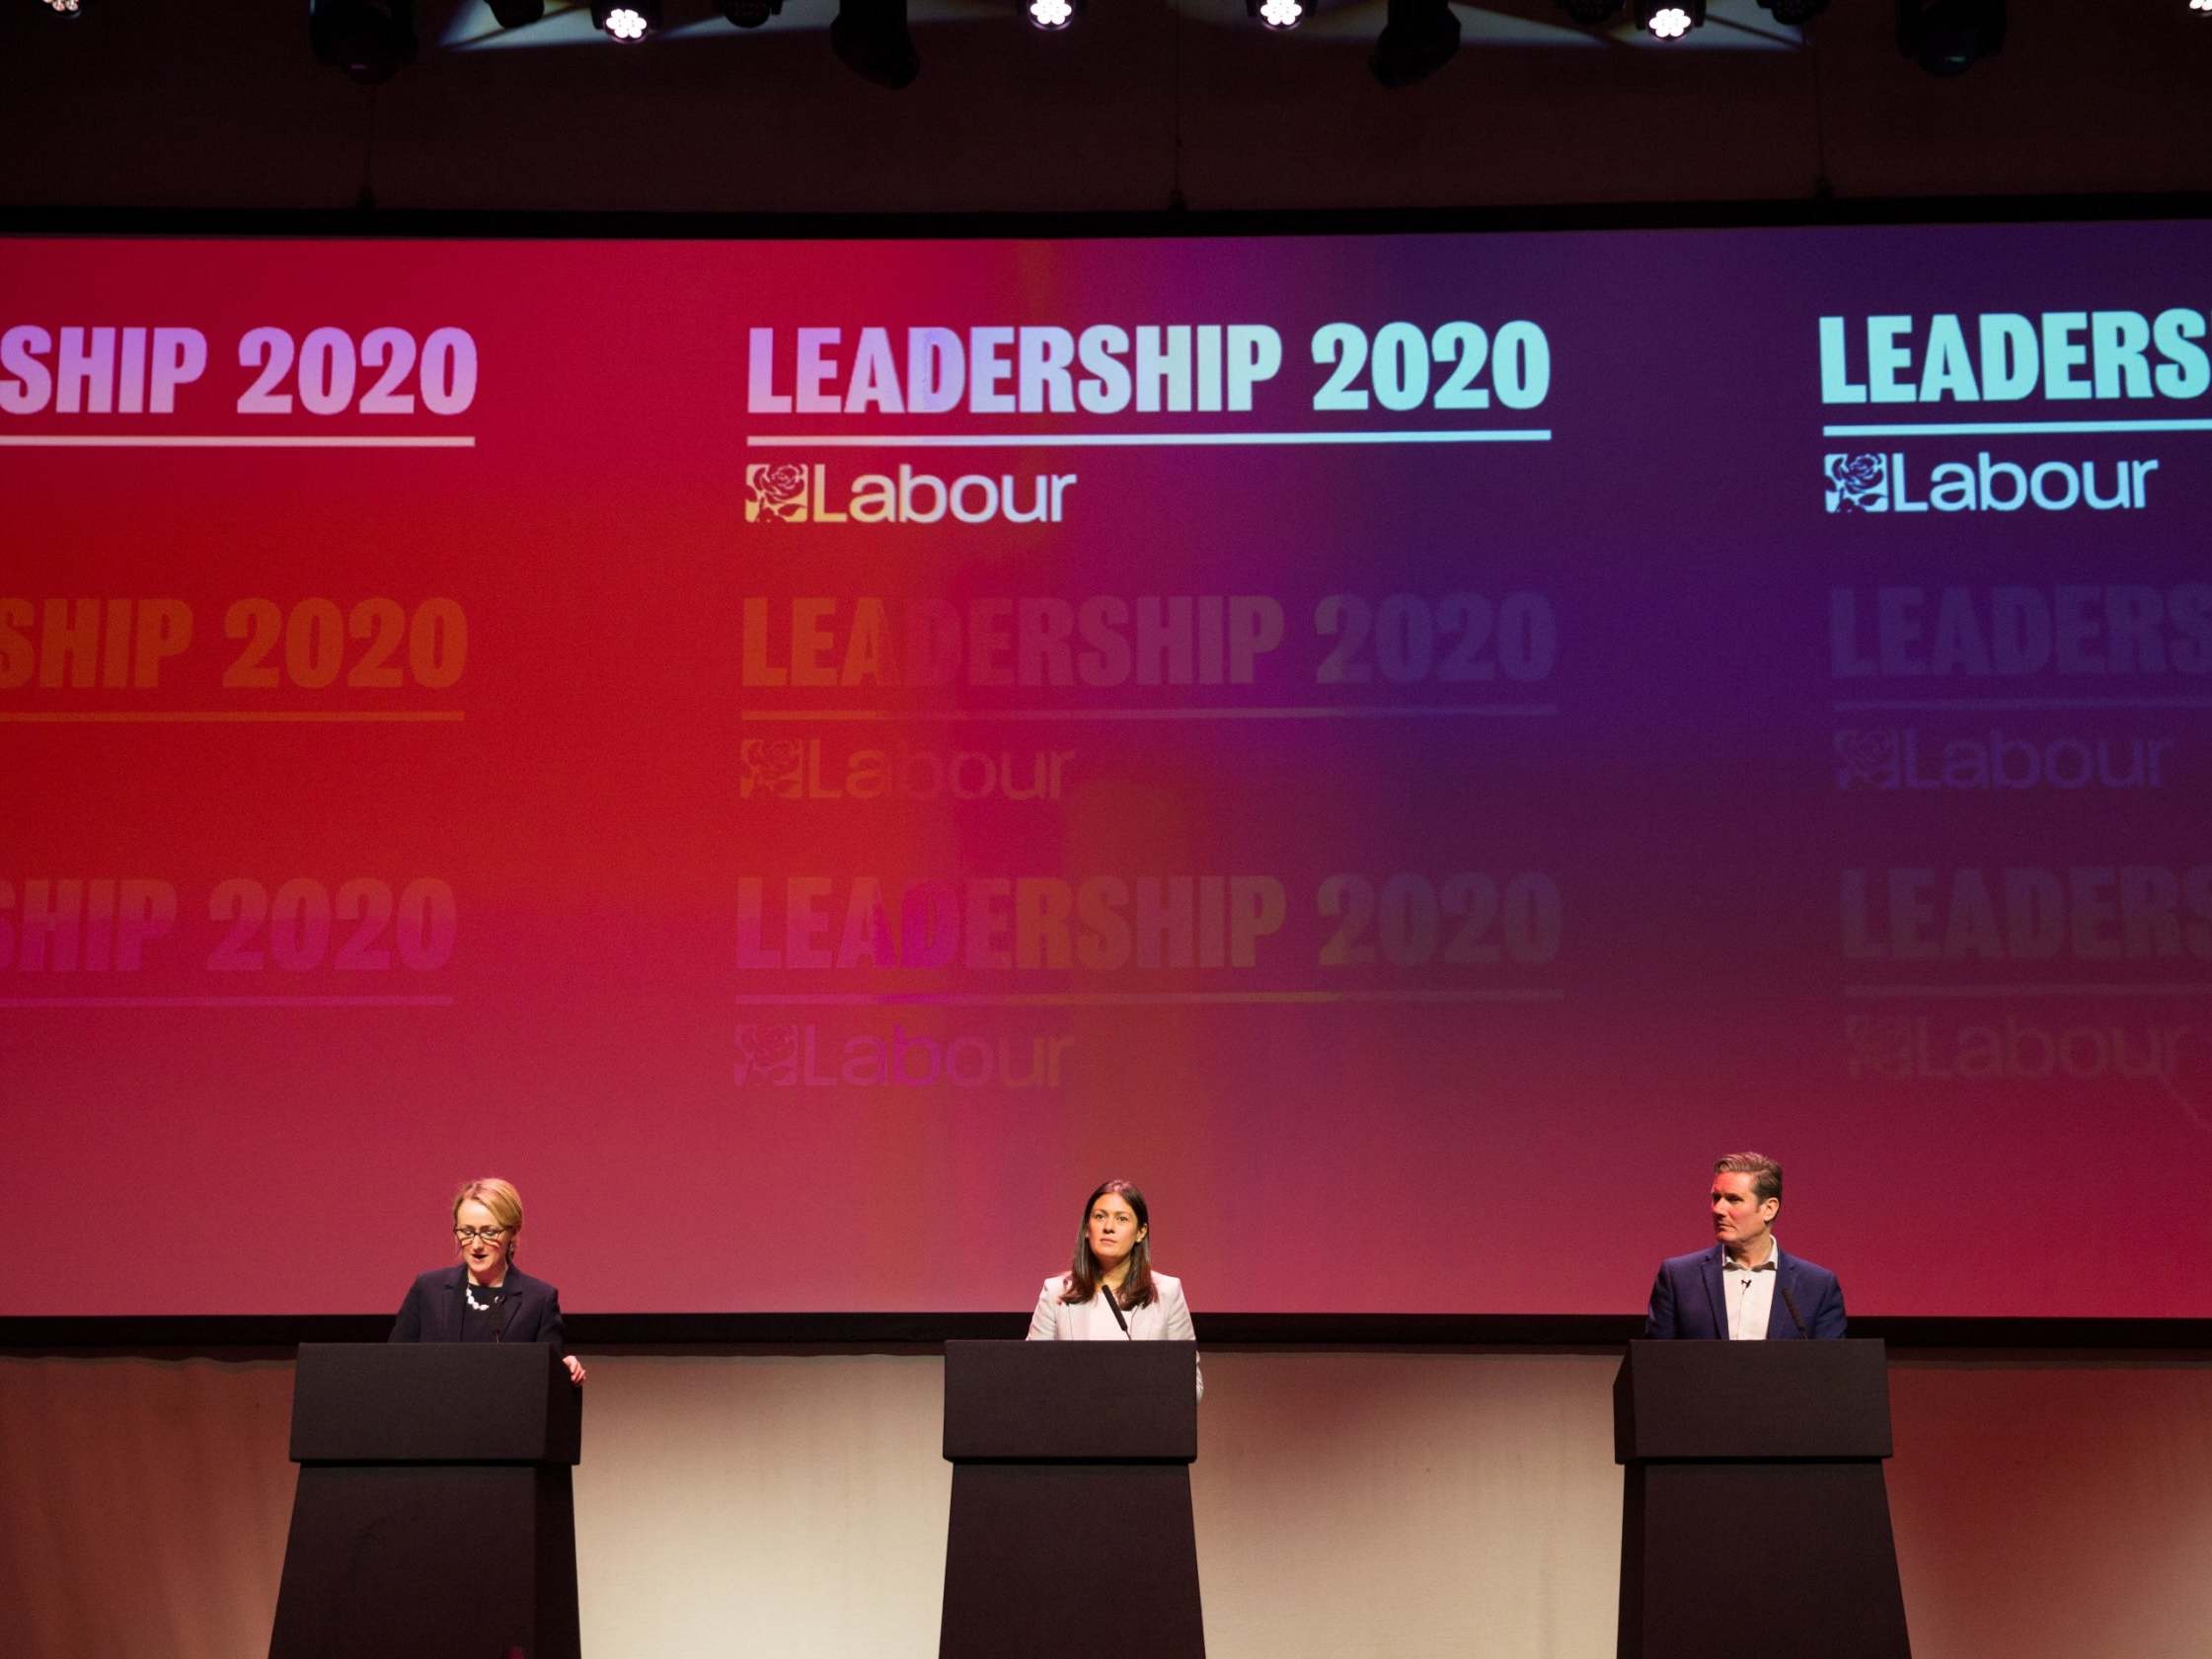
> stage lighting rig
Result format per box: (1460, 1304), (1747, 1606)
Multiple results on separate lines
(310, 0), (418, 82)
(718, 0), (785, 23)
(1638, 0), (1703, 38)
(1370, 0), (1459, 86)
(1026, 0), (1079, 29)
(1896, 0), (2003, 74)
(38, 0), (88, 17)
(831, 0), (919, 87)
(489, 0), (546, 26)
(1247, 0), (1305, 30)
(592, 1), (662, 40)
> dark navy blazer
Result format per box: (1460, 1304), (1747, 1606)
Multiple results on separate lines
(1642, 1244), (1847, 1340)
(389, 1264), (568, 1360)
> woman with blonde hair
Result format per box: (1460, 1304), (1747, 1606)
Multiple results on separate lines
(390, 1177), (586, 1386)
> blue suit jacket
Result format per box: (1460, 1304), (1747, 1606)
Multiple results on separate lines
(389, 1264), (568, 1360)
(1643, 1244), (1847, 1339)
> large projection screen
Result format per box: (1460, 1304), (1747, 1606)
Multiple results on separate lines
(4, 224), (2209, 1319)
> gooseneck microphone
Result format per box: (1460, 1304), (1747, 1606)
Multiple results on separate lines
(1780, 1282), (1806, 1335)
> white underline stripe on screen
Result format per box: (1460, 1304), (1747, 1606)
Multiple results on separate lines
(1843, 984), (2212, 1000)
(0, 711), (465, 724)
(732, 990), (1564, 1007)
(0, 434), (477, 449)
(744, 429), (1552, 448)
(0, 995), (458, 1009)
(1820, 418), (2212, 437)
(738, 705), (1560, 722)
(1831, 698), (2212, 713)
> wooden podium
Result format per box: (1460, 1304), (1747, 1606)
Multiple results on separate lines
(940, 1339), (1203, 1659)
(268, 1342), (582, 1659)
(1615, 1339), (1911, 1659)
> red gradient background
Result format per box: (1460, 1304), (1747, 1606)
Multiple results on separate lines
(4, 229), (2209, 1316)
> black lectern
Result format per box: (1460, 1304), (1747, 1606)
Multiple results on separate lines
(1615, 1340), (1910, 1659)
(940, 1340), (1203, 1659)
(268, 1343), (582, 1659)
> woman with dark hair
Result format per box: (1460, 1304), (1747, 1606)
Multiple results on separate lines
(389, 1177), (586, 1387)
(1026, 1178), (1200, 1397)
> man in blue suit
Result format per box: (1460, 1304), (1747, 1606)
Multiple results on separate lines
(1644, 1152), (1847, 1339)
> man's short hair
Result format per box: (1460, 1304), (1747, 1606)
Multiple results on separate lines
(1714, 1152), (1782, 1206)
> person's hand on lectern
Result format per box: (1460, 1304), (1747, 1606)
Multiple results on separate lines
(564, 1354), (587, 1387)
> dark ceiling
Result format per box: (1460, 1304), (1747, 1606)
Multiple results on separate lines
(0, 1), (2206, 218)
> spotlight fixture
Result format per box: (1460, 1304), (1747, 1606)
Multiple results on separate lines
(1896, 0), (2003, 75)
(489, 0), (546, 26)
(1637, 0), (1704, 38)
(1247, 0), (1305, 29)
(1026, 0), (1078, 29)
(717, 0), (785, 23)
(1370, 0), (1459, 86)
(2191, 0), (2211, 13)
(831, 0), (919, 88)
(1758, 0), (1827, 21)
(39, 0), (88, 17)
(309, 0), (418, 82)
(591, 0), (662, 40)
(1560, 0), (1623, 20)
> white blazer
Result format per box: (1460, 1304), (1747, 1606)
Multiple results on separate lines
(1027, 1270), (1203, 1399)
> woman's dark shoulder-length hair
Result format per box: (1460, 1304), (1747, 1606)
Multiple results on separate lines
(1059, 1177), (1157, 1310)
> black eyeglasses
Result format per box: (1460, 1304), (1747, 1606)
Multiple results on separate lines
(454, 1227), (511, 1244)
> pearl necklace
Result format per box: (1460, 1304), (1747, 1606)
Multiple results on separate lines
(464, 1281), (503, 1312)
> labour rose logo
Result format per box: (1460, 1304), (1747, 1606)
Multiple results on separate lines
(1833, 728), (1900, 790)
(746, 462), (807, 524)
(1823, 453), (1886, 513)
(1844, 1016), (1913, 1080)
(739, 738), (805, 800)
(734, 1023), (800, 1086)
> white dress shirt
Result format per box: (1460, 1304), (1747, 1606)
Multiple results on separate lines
(1722, 1238), (1780, 1340)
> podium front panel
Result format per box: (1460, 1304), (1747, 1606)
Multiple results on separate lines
(1614, 1339), (1891, 1463)
(944, 1339), (1197, 1463)
(289, 1343), (581, 1466)
(940, 1345), (1206, 1659)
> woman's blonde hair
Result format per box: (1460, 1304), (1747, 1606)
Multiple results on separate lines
(452, 1177), (524, 1257)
